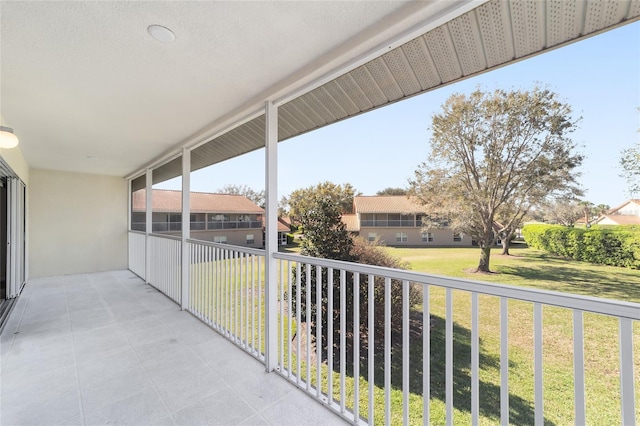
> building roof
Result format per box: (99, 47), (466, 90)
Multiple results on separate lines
(594, 215), (640, 226)
(353, 196), (427, 214)
(341, 214), (360, 232)
(607, 199), (640, 215)
(132, 189), (264, 214)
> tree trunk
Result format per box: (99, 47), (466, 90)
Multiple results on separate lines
(477, 245), (491, 272)
(501, 232), (512, 256)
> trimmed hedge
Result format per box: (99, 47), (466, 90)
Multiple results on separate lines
(522, 224), (640, 269)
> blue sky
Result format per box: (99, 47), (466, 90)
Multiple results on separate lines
(158, 20), (640, 208)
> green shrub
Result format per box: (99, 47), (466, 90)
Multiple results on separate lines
(522, 224), (640, 269)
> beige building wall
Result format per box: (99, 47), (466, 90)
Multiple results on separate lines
(361, 227), (472, 247)
(29, 169), (127, 278)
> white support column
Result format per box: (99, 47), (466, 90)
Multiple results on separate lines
(7, 178), (18, 298)
(145, 169), (152, 284)
(264, 100), (278, 371)
(181, 149), (191, 310)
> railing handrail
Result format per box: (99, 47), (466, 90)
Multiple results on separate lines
(187, 238), (266, 256)
(149, 233), (182, 242)
(128, 230), (146, 236)
(274, 252), (640, 320)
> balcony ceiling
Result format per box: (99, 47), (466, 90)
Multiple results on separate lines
(1, 1), (639, 180)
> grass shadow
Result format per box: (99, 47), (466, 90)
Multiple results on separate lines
(346, 311), (551, 425)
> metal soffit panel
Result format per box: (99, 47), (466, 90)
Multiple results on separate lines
(149, 0), (640, 183)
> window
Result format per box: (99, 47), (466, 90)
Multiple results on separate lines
(396, 232), (408, 242)
(422, 232), (433, 242)
(368, 232), (377, 242)
(246, 234), (255, 245)
(214, 236), (227, 244)
(453, 233), (462, 242)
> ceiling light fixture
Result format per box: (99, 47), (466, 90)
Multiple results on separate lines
(147, 25), (176, 43)
(0, 126), (19, 149)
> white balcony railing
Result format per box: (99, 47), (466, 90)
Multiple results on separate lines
(148, 234), (182, 304)
(187, 238), (266, 360)
(128, 230), (146, 279)
(128, 232), (639, 425)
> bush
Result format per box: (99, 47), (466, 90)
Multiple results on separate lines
(290, 196), (421, 365)
(286, 233), (295, 244)
(522, 224), (640, 269)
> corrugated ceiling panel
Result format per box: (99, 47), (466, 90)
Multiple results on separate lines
(321, 80), (360, 116)
(423, 26), (463, 83)
(584, 0), (628, 34)
(300, 91), (340, 124)
(546, 0), (584, 46)
(278, 104), (309, 133)
(307, 87), (347, 122)
(475, 1), (515, 67)
(382, 48), (422, 96)
(350, 66), (388, 107)
(629, 0), (640, 18)
(288, 97), (327, 129)
(364, 56), (404, 102)
(510, 0), (546, 58)
(152, 156), (182, 185)
(190, 115), (265, 174)
(335, 73), (373, 111)
(401, 37), (441, 89)
(131, 175), (146, 193)
(276, 112), (297, 140)
(447, 12), (487, 75)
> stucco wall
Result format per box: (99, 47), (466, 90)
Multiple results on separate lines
(29, 169), (127, 278)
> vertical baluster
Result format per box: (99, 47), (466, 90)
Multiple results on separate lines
(354, 273), (360, 422)
(384, 276), (391, 426)
(471, 292), (479, 426)
(258, 256), (263, 357)
(446, 288), (453, 426)
(281, 259), (285, 369)
(296, 262), (302, 384)
(306, 263), (312, 391)
(368, 274), (375, 425)
(402, 280), (409, 426)
(288, 260), (293, 378)
(423, 284), (430, 426)
(316, 265), (323, 398)
(500, 297), (509, 426)
(573, 310), (585, 425)
(534, 303), (543, 426)
(619, 318), (636, 425)
(328, 267), (334, 403)
(340, 269), (347, 414)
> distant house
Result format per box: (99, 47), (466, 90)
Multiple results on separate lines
(132, 189), (279, 247)
(346, 196), (473, 247)
(593, 199), (640, 225)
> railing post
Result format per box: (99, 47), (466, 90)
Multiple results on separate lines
(181, 148), (191, 310)
(145, 168), (152, 284)
(264, 100), (278, 371)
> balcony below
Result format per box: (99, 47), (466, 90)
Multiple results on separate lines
(0, 270), (345, 426)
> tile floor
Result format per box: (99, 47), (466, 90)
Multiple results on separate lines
(0, 270), (346, 426)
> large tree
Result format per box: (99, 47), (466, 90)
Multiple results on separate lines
(409, 88), (583, 272)
(216, 184), (265, 208)
(620, 141), (640, 196)
(288, 182), (360, 224)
